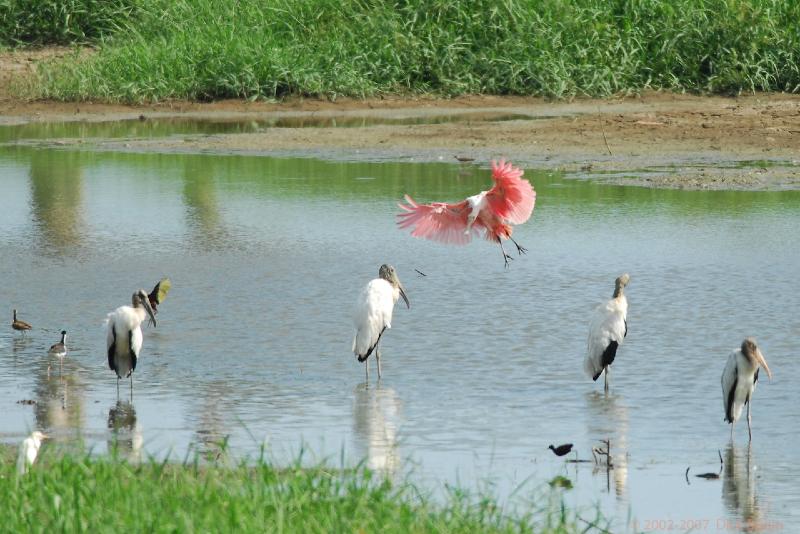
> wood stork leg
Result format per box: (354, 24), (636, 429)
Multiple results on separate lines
(730, 420), (735, 441)
(497, 237), (513, 268)
(746, 402), (752, 442)
(365, 360), (369, 382)
(116, 377), (120, 398)
(604, 367), (609, 393)
(509, 236), (527, 255)
(376, 347), (382, 380)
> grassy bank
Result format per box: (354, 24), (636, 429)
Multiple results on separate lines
(7, 0), (800, 102)
(0, 450), (587, 532)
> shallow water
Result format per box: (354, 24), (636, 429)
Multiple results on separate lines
(0, 125), (798, 532)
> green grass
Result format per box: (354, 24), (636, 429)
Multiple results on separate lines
(0, 449), (589, 533)
(0, 0), (141, 45)
(8, 0), (800, 102)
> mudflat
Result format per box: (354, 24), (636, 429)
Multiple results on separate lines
(2, 49), (798, 190)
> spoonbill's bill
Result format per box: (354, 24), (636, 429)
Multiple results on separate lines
(397, 160), (536, 268)
(584, 274), (630, 392)
(722, 338), (772, 442)
(48, 330), (67, 373)
(17, 431), (48, 475)
(352, 265), (410, 381)
(12, 309), (32, 335)
(106, 290), (156, 395)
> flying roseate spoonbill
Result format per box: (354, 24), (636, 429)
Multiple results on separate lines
(106, 290), (156, 395)
(722, 338), (772, 442)
(584, 274), (630, 392)
(397, 159), (536, 268)
(146, 277), (171, 326)
(17, 431), (48, 475)
(352, 265), (410, 381)
(12, 309), (32, 335)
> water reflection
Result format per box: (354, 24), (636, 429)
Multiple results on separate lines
(723, 445), (763, 531)
(352, 384), (402, 476)
(191, 381), (234, 462)
(33, 363), (85, 444)
(108, 400), (143, 462)
(584, 391), (629, 499)
(28, 151), (84, 254)
(182, 163), (233, 250)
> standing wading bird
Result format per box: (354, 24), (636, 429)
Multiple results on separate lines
(106, 290), (156, 396)
(48, 330), (67, 373)
(352, 265), (410, 381)
(397, 160), (536, 268)
(721, 338), (772, 442)
(12, 309), (32, 335)
(17, 431), (48, 475)
(584, 274), (630, 393)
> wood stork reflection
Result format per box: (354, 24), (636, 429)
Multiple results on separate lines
(722, 338), (772, 441)
(584, 274), (630, 392)
(106, 290), (156, 396)
(352, 264), (409, 381)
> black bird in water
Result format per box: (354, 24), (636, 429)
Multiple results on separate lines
(548, 443), (574, 457)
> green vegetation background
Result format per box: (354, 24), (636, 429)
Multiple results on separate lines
(1, 0), (798, 102)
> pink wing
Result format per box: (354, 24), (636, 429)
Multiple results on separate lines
(485, 159), (535, 225)
(396, 195), (476, 245)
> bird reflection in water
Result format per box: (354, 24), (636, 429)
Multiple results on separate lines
(108, 400), (143, 462)
(353, 384), (402, 476)
(584, 391), (629, 500)
(722, 445), (764, 531)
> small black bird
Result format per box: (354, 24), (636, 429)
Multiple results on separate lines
(548, 443), (574, 457)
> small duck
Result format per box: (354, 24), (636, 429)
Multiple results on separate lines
(12, 309), (32, 335)
(48, 330), (67, 358)
(548, 443), (574, 457)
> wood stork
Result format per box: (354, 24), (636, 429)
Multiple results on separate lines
(721, 338), (772, 442)
(352, 265), (409, 381)
(106, 290), (156, 395)
(397, 160), (536, 268)
(584, 274), (630, 392)
(17, 431), (48, 475)
(12, 309), (32, 335)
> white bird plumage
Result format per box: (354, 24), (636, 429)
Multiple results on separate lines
(584, 274), (630, 392)
(352, 264), (409, 381)
(17, 431), (48, 475)
(106, 289), (156, 395)
(721, 338), (772, 442)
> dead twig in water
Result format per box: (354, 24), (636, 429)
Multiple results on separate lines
(685, 466), (691, 485)
(687, 449), (724, 481)
(414, 269), (427, 277)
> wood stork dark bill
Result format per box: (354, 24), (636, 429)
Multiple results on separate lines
(721, 338), (772, 442)
(12, 309), (32, 335)
(17, 431), (48, 475)
(352, 264), (410, 381)
(106, 290), (156, 396)
(584, 274), (630, 393)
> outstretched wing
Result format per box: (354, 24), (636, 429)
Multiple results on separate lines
(148, 277), (171, 311)
(396, 195), (475, 245)
(485, 160), (535, 225)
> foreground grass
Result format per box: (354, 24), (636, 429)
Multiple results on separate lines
(9, 0), (798, 102)
(0, 451), (586, 533)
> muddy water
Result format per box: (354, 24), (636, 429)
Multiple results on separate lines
(0, 123), (798, 531)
